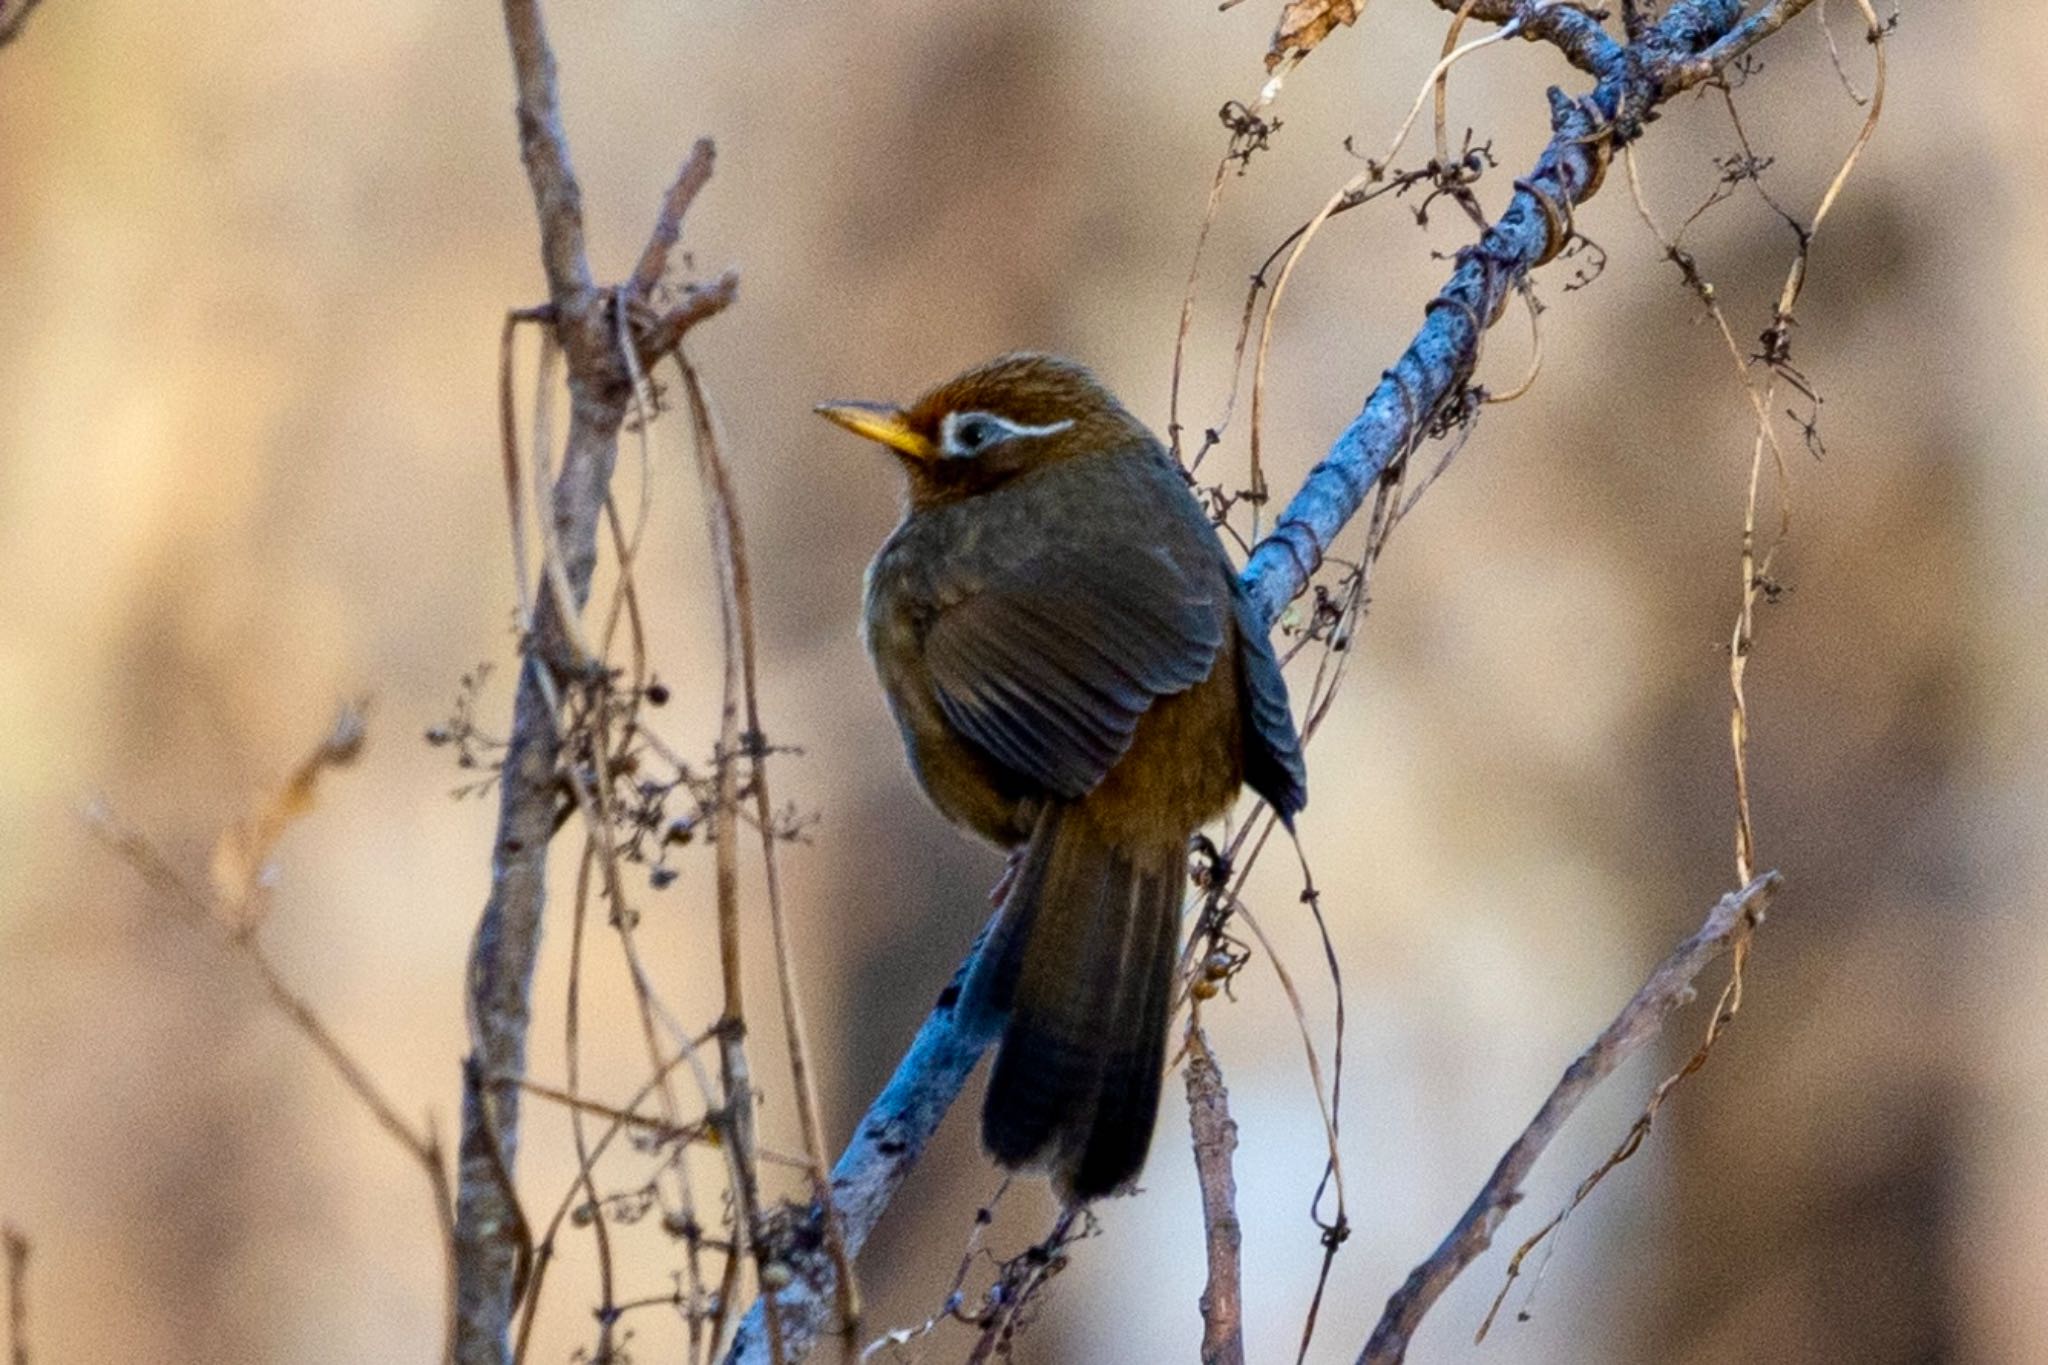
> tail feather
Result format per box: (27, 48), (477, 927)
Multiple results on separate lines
(971, 803), (1184, 1199)
(1067, 847), (1179, 1200)
(956, 810), (1066, 1045)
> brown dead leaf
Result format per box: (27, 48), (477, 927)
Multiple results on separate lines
(1267, 0), (1364, 71)
(210, 701), (369, 916)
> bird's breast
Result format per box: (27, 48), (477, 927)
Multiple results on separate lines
(863, 518), (1034, 846)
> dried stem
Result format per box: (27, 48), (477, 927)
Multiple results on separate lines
(676, 358), (861, 1360)
(562, 843), (619, 1361)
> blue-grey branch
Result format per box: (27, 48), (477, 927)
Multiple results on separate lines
(726, 2), (1819, 1360)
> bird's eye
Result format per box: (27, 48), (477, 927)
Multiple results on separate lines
(942, 411), (1072, 459)
(953, 416), (996, 452)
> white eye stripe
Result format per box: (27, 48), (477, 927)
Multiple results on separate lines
(938, 410), (1075, 459)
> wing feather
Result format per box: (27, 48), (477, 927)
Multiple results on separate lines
(924, 543), (1224, 799)
(1233, 583), (1308, 820)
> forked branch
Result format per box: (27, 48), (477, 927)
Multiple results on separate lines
(459, 3), (736, 1361)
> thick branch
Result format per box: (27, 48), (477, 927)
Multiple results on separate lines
(726, 955), (992, 1364)
(729, 0), (1795, 1354)
(1664, 0), (1823, 93)
(1242, 0), (1744, 624)
(460, 6), (731, 1361)
(1427, 0), (1621, 75)
(1358, 872), (1781, 1363)
(457, 376), (627, 1365)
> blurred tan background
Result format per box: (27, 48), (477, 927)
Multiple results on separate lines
(2, 1), (2042, 1360)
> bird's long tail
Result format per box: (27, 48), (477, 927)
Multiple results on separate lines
(960, 802), (1183, 1202)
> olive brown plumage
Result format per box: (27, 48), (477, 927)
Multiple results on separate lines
(820, 354), (1306, 1202)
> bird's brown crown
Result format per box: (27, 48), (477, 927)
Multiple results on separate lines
(819, 353), (1155, 506)
(903, 353), (1126, 434)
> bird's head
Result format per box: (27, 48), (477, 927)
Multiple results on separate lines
(817, 353), (1150, 506)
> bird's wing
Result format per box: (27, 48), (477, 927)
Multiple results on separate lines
(1232, 580), (1308, 821)
(922, 542), (1225, 800)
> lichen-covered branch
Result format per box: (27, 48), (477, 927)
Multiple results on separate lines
(726, 1), (1811, 1357)
(726, 952), (992, 1364)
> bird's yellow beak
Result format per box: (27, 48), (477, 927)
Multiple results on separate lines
(815, 401), (936, 463)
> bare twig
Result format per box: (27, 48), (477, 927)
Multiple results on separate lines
(4, 1224), (27, 1365)
(1359, 873), (1782, 1365)
(86, 714), (461, 1365)
(461, 7), (610, 1357)
(639, 270), (743, 361)
(678, 350), (780, 1365)
(633, 138), (718, 297)
(961, 1210), (1087, 1364)
(510, 1031), (728, 1363)
(561, 844), (620, 1363)
(1185, 1024), (1246, 1365)
(499, 0), (590, 303)
(1247, 14), (1522, 506)
(858, 1184), (1009, 1360)
(0, 0), (47, 48)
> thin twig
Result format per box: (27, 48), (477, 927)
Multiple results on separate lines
(0, 0), (47, 48)
(4, 1224), (27, 1365)
(86, 772), (461, 1365)
(1248, 16), (1522, 499)
(1359, 873), (1782, 1364)
(962, 1210), (1085, 1364)
(634, 139), (718, 297)
(511, 1034), (727, 1363)
(562, 842), (620, 1362)
(639, 271), (743, 361)
(858, 1184), (1008, 1361)
(1184, 1024), (1246, 1365)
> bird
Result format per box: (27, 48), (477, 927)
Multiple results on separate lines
(818, 353), (1306, 1203)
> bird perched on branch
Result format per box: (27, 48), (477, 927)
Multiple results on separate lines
(819, 353), (1306, 1202)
